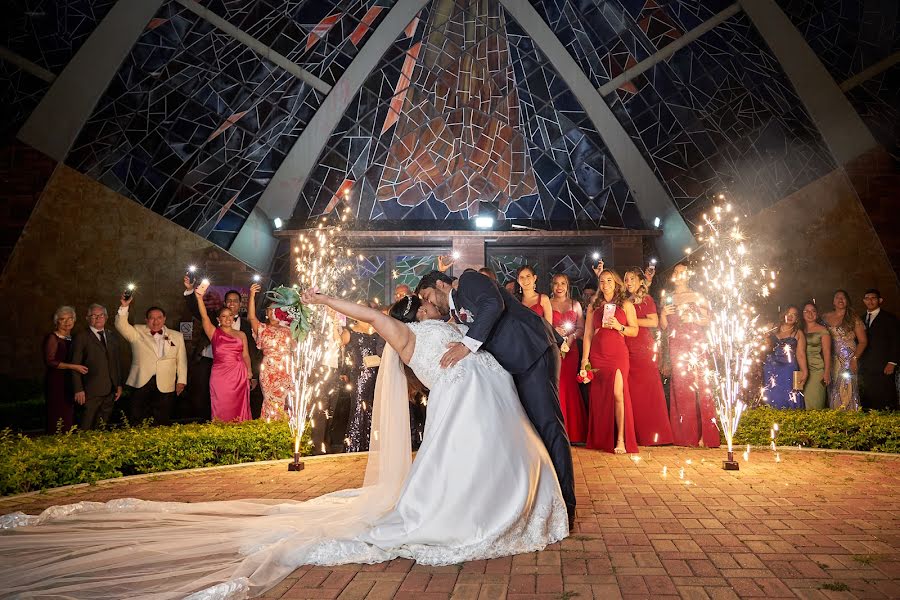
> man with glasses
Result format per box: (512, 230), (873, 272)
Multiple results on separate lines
(71, 304), (123, 429)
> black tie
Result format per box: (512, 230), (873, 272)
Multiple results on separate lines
(98, 330), (107, 347)
(865, 313), (872, 329)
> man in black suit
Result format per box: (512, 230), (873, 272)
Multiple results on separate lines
(859, 289), (899, 411)
(71, 304), (123, 429)
(183, 277), (262, 419)
(416, 270), (575, 527)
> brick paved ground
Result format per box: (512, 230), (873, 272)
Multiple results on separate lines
(2, 447), (898, 599)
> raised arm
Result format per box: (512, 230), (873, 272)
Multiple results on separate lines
(302, 290), (414, 363)
(194, 288), (218, 341)
(248, 283), (263, 337)
(115, 294), (140, 343)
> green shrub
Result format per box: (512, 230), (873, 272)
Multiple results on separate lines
(0, 420), (313, 496)
(731, 407), (900, 453)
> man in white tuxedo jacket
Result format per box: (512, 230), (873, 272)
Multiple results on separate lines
(116, 293), (187, 425)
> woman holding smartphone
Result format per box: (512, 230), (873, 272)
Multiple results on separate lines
(581, 269), (639, 454)
(659, 264), (719, 447)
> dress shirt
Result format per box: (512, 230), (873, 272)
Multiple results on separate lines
(448, 291), (482, 353)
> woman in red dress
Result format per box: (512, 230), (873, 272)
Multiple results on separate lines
(581, 270), (639, 454)
(659, 264), (720, 447)
(623, 269), (673, 445)
(549, 273), (587, 443)
(517, 265), (552, 324)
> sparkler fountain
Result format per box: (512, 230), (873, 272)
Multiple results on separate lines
(277, 214), (355, 471)
(684, 202), (774, 470)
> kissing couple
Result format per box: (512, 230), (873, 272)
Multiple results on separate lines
(0, 270), (576, 599)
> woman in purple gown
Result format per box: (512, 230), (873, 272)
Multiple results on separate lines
(195, 284), (252, 422)
(42, 306), (88, 433)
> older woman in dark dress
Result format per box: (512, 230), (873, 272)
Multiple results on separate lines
(43, 306), (88, 433)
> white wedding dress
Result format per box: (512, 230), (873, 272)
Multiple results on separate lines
(0, 320), (567, 599)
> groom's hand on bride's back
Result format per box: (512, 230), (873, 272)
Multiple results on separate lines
(440, 342), (471, 368)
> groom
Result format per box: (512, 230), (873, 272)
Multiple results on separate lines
(417, 270), (576, 526)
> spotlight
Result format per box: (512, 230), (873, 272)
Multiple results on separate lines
(273, 217), (283, 229)
(653, 216), (661, 228)
(474, 216), (493, 229)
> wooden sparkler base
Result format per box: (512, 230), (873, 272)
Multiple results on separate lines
(288, 461), (305, 471)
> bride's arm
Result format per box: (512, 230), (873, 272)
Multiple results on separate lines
(302, 290), (415, 363)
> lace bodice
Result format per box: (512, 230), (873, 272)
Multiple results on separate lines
(406, 320), (504, 389)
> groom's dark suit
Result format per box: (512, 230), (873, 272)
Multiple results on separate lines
(449, 271), (575, 520)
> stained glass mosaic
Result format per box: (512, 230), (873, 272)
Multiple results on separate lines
(486, 248), (606, 297)
(3, 0), (117, 73)
(65, 0), (323, 248)
(204, 0), (396, 88)
(0, 63), (49, 139)
(353, 254), (387, 304)
(296, 0), (642, 230)
(776, 0), (900, 84)
(846, 64), (900, 164)
(606, 12), (835, 225)
(392, 255), (442, 291)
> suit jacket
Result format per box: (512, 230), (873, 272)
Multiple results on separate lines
(450, 270), (561, 375)
(115, 309), (188, 392)
(70, 328), (123, 397)
(860, 309), (900, 373)
(184, 292), (261, 377)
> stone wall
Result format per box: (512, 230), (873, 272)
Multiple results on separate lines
(0, 165), (258, 379)
(745, 164), (900, 318)
(0, 141), (56, 273)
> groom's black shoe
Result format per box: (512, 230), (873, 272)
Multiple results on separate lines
(568, 512), (575, 531)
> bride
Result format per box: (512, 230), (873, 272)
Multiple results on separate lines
(0, 292), (567, 599)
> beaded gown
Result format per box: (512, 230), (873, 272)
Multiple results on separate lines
(828, 322), (860, 411)
(344, 329), (381, 452)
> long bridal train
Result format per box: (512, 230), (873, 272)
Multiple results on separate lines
(0, 320), (567, 599)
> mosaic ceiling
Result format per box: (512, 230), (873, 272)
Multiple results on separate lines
(0, 0), (895, 249)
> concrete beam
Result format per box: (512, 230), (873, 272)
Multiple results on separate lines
(17, 0), (165, 161)
(739, 0), (877, 165)
(0, 46), (56, 82)
(499, 0), (697, 265)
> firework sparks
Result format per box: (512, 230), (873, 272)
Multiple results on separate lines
(286, 213), (355, 458)
(677, 202), (773, 469)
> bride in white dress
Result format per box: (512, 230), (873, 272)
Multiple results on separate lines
(0, 293), (567, 599)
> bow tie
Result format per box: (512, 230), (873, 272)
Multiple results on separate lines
(150, 330), (163, 336)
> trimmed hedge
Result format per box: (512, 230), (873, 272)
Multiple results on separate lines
(731, 406), (900, 453)
(0, 420), (312, 496)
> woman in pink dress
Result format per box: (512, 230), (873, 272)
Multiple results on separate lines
(623, 268), (673, 445)
(582, 270), (639, 454)
(248, 283), (292, 421)
(517, 265), (552, 323)
(659, 264), (719, 447)
(195, 284), (251, 422)
(549, 273), (587, 443)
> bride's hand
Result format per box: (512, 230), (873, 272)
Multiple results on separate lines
(440, 342), (470, 369)
(301, 287), (326, 306)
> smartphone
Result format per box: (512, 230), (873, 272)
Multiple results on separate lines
(123, 284), (135, 300)
(602, 302), (616, 323)
(186, 265), (197, 284)
(665, 296), (674, 306)
(336, 312), (347, 327)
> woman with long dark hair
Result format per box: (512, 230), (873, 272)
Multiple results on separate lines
(823, 290), (867, 410)
(799, 301), (831, 409)
(581, 270), (639, 454)
(763, 305), (807, 409)
(549, 273), (586, 443)
(517, 265), (552, 324)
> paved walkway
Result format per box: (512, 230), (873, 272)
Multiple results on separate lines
(2, 447), (898, 599)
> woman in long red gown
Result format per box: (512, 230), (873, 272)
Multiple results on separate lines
(623, 269), (673, 445)
(517, 265), (553, 324)
(195, 284), (252, 422)
(549, 274), (587, 443)
(582, 270), (639, 454)
(659, 264), (719, 447)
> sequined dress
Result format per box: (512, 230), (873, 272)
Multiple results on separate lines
(345, 329), (381, 452)
(828, 322), (860, 411)
(763, 334), (802, 409)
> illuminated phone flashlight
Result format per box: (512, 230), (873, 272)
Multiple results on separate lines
(123, 283), (136, 300)
(591, 251), (600, 260)
(563, 321), (574, 333)
(650, 258), (657, 265)
(186, 265), (197, 284)
(252, 274), (261, 282)
(451, 251), (460, 260)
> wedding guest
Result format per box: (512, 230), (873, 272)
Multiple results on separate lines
(859, 289), (899, 410)
(581, 284), (597, 309)
(518, 265), (552, 323)
(800, 301), (831, 409)
(195, 284), (251, 422)
(659, 264), (719, 447)
(582, 270), (639, 454)
(763, 306), (808, 409)
(393, 284), (412, 302)
(342, 315), (382, 452)
(823, 290), (867, 411)
(71, 304), (123, 430)
(478, 267), (497, 281)
(43, 306), (85, 433)
(247, 283), (292, 421)
(623, 268), (673, 445)
(549, 273), (586, 443)
(504, 280), (517, 294)
(116, 295), (187, 426)
(184, 278), (261, 419)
